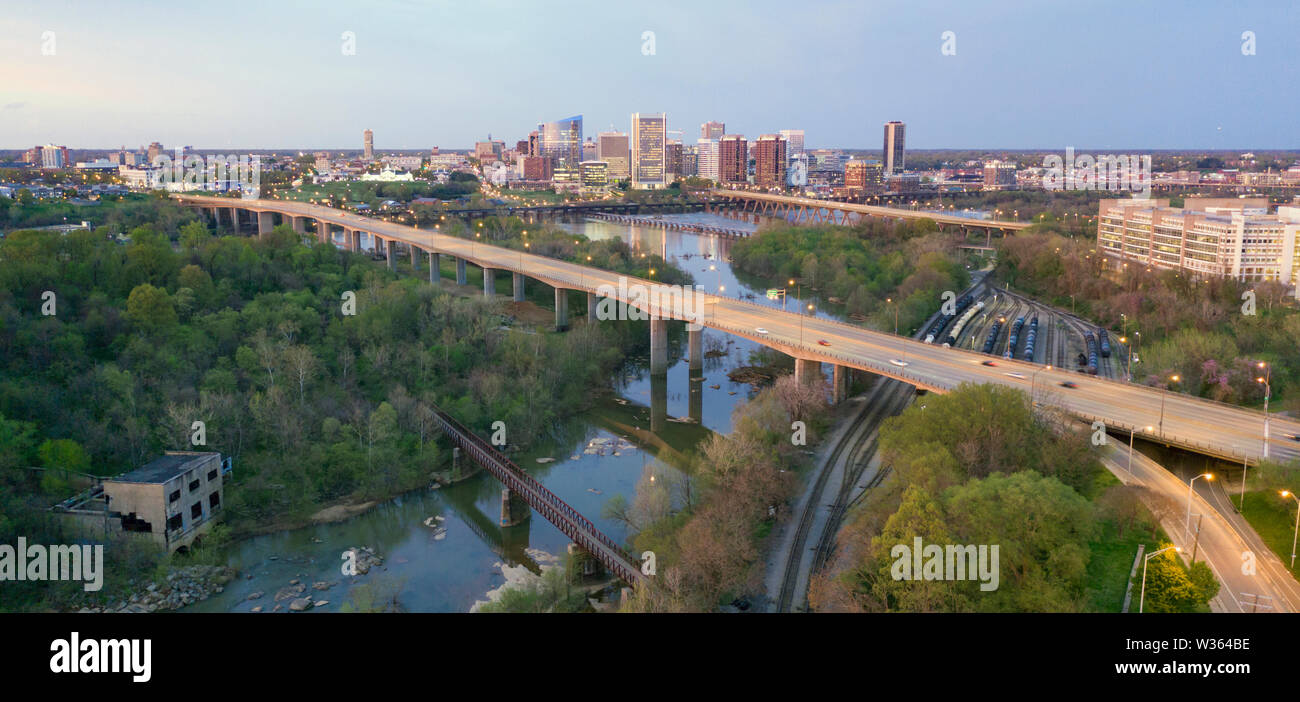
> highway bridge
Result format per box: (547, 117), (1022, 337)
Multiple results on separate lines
(708, 189), (1033, 234)
(176, 194), (1300, 472)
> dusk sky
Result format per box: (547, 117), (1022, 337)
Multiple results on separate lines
(2, 0), (1297, 150)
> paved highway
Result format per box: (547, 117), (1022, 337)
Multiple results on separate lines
(176, 195), (1300, 466)
(708, 189), (1034, 231)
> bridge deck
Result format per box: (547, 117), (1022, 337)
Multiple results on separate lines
(710, 189), (1033, 231)
(175, 194), (1300, 467)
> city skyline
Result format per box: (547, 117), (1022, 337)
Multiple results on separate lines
(3, 0), (1298, 150)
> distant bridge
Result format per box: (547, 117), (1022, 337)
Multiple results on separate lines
(708, 189), (1033, 234)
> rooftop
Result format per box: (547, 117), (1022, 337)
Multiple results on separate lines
(112, 452), (218, 484)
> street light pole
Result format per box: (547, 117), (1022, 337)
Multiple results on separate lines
(1140, 546), (1181, 613)
(1257, 361), (1271, 460)
(1282, 491), (1300, 569)
(1185, 473), (1212, 536)
(1159, 374), (1180, 439)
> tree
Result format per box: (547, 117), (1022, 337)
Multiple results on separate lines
(1140, 548), (1205, 613)
(124, 283), (176, 331)
(282, 345), (318, 405)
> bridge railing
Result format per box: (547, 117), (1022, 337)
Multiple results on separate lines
(428, 404), (645, 584)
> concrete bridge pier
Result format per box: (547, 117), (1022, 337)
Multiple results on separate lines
(384, 239), (396, 270)
(554, 288), (569, 330)
(410, 244), (420, 270)
(587, 292), (598, 322)
(651, 372), (668, 434)
(499, 487), (530, 527)
(456, 258), (467, 285)
(794, 358), (821, 386)
(228, 207), (240, 232)
(351, 229), (362, 252)
(687, 326), (703, 376)
(513, 272), (526, 302)
(316, 219), (331, 245)
(649, 319), (668, 375)
(832, 364), (849, 404)
(428, 252), (440, 284)
(688, 374), (703, 424)
(482, 267), (495, 297)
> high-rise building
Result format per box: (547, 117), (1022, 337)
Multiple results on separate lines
(1098, 198), (1300, 296)
(845, 159), (884, 192)
(526, 131), (541, 158)
(696, 139), (720, 182)
(363, 130), (374, 160)
(665, 141), (683, 181)
(146, 142), (164, 164)
(983, 160), (1018, 189)
(779, 129), (805, 162)
(538, 115), (583, 170)
(883, 121), (905, 174)
(631, 113), (667, 188)
(580, 161), (610, 192)
(597, 131), (630, 180)
(521, 155), (552, 182)
(718, 135), (748, 184)
(40, 144), (69, 169)
(701, 121), (725, 140)
(753, 135), (787, 188)
(582, 138), (597, 163)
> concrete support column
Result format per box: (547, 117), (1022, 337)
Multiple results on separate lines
(317, 219), (331, 245)
(384, 239), (396, 270)
(688, 326), (703, 375)
(228, 208), (240, 232)
(832, 364), (849, 404)
(587, 292), (598, 322)
(513, 272), (526, 302)
(499, 487), (530, 528)
(554, 288), (569, 331)
(429, 252), (440, 284)
(352, 229), (362, 252)
(482, 267), (495, 297)
(651, 372), (667, 434)
(794, 358), (821, 386)
(456, 258), (467, 285)
(410, 245), (420, 270)
(649, 319), (667, 375)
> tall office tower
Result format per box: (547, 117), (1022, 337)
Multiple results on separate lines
(682, 147), (698, 178)
(363, 129), (374, 160)
(146, 141), (164, 163)
(701, 121), (725, 140)
(883, 121), (905, 174)
(718, 134), (748, 184)
(631, 113), (667, 188)
(597, 131), (630, 180)
(538, 115), (583, 166)
(754, 135), (787, 187)
(665, 141), (683, 180)
(779, 129), (805, 161)
(527, 131), (541, 157)
(40, 144), (68, 169)
(582, 137), (598, 162)
(844, 159), (884, 191)
(696, 139), (720, 181)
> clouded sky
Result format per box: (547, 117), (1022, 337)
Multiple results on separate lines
(2, 0), (1297, 150)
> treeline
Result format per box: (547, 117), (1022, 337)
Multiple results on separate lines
(810, 384), (1218, 612)
(730, 219), (969, 333)
(619, 375), (830, 611)
(996, 231), (1300, 410)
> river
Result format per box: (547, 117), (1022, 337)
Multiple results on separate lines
(189, 212), (851, 612)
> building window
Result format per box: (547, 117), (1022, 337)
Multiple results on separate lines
(169, 489), (180, 503)
(207, 469), (217, 481)
(189, 479), (201, 492)
(209, 492), (221, 510)
(191, 502), (203, 520)
(167, 514), (183, 532)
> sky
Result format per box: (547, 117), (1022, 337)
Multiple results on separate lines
(1, 0), (1298, 150)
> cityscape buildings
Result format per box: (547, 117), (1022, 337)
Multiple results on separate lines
(631, 112), (667, 188)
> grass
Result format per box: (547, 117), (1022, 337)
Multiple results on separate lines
(1084, 516), (1168, 612)
(1241, 489), (1300, 574)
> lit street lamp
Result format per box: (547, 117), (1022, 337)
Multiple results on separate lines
(1128, 425), (1154, 474)
(1158, 374), (1180, 438)
(1257, 361), (1271, 459)
(1281, 490), (1300, 569)
(1186, 472), (1212, 536)
(1140, 546), (1181, 613)
(800, 302), (814, 345)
